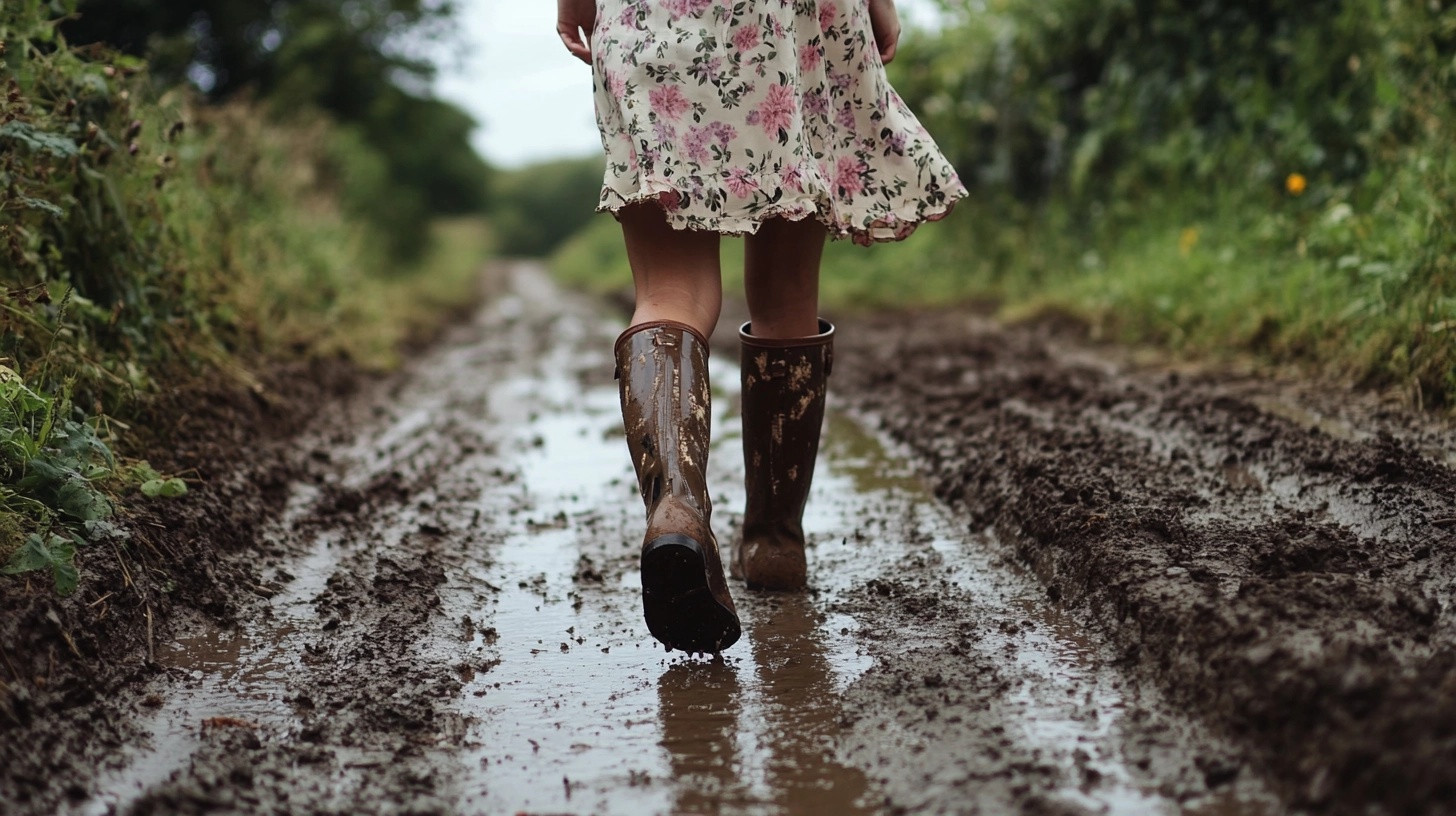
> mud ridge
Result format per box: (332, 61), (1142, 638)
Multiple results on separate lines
(835, 310), (1456, 815)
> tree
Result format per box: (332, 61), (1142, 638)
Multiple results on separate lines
(64, 0), (492, 256)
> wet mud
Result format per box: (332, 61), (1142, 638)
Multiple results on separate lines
(0, 262), (1449, 815)
(836, 311), (1456, 815)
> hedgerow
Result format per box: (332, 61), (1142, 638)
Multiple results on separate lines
(888, 0), (1456, 406)
(0, 0), (488, 592)
(554, 0), (1455, 408)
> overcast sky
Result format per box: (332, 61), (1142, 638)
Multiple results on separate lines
(432, 1), (945, 168)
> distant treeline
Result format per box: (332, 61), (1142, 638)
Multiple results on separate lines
(64, 0), (493, 259)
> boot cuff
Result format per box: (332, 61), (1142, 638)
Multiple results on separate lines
(614, 319), (712, 359)
(738, 319), (835, 349)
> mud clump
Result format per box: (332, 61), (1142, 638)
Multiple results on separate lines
(836, 311), (1456, 815)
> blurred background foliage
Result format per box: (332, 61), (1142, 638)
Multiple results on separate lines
(62, 0), (492, 258)
(1, 0), (491, 590)
(550, 0), (1456, 409)
(490, 156), (603, 258)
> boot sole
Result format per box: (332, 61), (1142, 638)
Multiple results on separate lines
(641, 534), (741, 654)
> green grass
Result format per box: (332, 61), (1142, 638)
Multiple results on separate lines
(551, 214), (981, 310)
(551, 182), (1455, 412)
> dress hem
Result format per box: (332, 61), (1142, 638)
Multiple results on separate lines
(596, 179), (968, 246)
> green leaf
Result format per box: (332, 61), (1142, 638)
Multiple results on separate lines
(56, 479), (111, 522)
(18, 196), (66, 217)
(0, 121), (80, 158)
(3, 534), (79, 596)
(140, 478), (188, 498)
(127, 461), (163, 483)
(83, 519), (130, 542)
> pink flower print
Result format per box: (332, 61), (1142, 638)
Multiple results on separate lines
(754, 83), (797, 136)
(649, 84), (692, 121)
(622, 134), (640, 171)
(834, 155), (866, 198)
(836, 102), (857, 130)
(819, 3), (838, 32)
(798, 43), (822, 74)
(685, 122), (737, 163)
(605, 71), (626, 100)
(688, 54), (725, 85)
(773, 18), (786, 39)
(652, 120), (677, 144)
(663, 0), (712, 19)
(725, 167), (759, 198)
(732, 24), (760, 52)
(779, 164), (805, 193)
(803, 90), (828, 117)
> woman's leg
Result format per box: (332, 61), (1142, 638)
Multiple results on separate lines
(743, 216), (825, 338)
(736, 217), (833, 591)
(620, 203), (723, 338)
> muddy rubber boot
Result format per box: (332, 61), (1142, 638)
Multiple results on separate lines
(734, 319), (834, 591)
(615, 321), (741, 654)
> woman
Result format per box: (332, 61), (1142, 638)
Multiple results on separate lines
(556, 0), (966, 654)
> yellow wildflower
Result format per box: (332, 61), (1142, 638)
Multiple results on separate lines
(1286, 173), (1308, 196)
(1179, 227), (1200, 257)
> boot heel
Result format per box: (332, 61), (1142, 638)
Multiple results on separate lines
(642, 534), (742, 654)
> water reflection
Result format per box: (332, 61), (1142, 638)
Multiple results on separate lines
(656, 594), (872, 815)
(746, 595), (871, 815)
(658, 661), (750, 814)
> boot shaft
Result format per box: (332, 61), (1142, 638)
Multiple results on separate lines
(615, 321), (714, 525)
(617, 321), (741, 652)
(739, 319), (834, 527)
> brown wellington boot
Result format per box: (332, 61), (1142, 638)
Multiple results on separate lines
(734, 319), (834, 591)
(615, 320), (741, 654)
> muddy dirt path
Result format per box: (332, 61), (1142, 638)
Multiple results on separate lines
(10, 260), (1452, 815)
(0, 261), (1295, 816)
(835, 311), (1456, 815)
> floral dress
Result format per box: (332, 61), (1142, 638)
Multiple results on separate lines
(592, 0), (967, 245)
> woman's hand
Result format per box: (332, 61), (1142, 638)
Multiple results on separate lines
(868, 0), (901, 64)
(557, 0), (597, 65)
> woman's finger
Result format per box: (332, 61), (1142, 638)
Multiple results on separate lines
(557, 23), (592, 64)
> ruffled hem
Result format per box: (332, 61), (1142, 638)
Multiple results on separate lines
(597, 175), (967, 247)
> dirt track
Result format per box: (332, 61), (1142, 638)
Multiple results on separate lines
(1, 262), (1453, 815)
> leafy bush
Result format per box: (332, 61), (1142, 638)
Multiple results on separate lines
(1, 0), (490, 593)
(884, 0), (1456, 406)
(63, 0), (494, 260)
